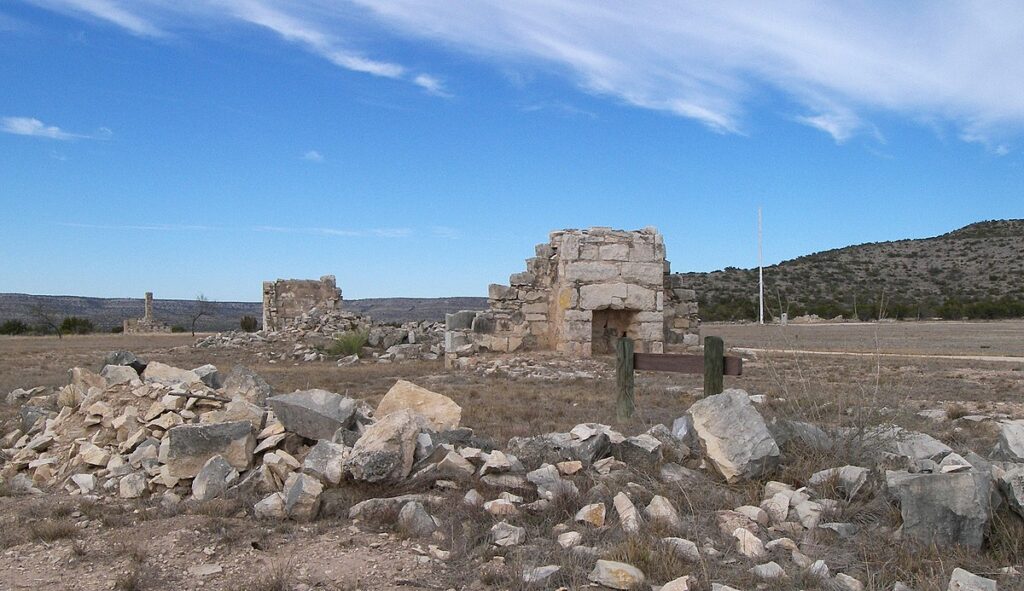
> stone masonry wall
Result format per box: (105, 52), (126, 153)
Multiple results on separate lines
(123, 292), (172, 334)
(446, 227), (698, 364)
(262, 275), (342, 331)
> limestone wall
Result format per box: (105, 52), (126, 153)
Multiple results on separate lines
(262, 275), (342, 331)
(445, 227), (699, 364)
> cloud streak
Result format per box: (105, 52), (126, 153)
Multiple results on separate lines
(302, 150), (324, 162)
(1, 116), (111, 140)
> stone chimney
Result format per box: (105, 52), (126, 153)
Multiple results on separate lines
(144, 292), (153, 321)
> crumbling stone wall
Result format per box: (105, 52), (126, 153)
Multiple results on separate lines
(446, 227), (698, 364)
(262, 275), (342, 331)
(123, 292), (171, 334)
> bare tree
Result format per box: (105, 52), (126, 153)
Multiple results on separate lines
(29, 304), (63, 339)
(190, 294), (214, 336)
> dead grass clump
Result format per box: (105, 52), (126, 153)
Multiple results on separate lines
(947, 403), (970, 420)
(604, 535), (691, 585)
(29, 518), (79, 542)
(228, 557), (296, 591)
(194, 497), (242, 518)
(987, 509), (1024, 565)
(117, 539), (149, 565)
(114, 566), (143, 591)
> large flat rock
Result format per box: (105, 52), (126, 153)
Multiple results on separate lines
(268, 389), (356, 440)
(163, 421), (255, 478)
(376, 380), (461, 431)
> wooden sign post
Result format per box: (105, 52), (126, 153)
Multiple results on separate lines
(615, 336), (742, 416)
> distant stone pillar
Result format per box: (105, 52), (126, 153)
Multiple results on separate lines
(144, 292), (153, 321)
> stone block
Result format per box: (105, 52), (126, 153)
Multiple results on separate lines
(164, 421), (256, 478)
(376, 380), (462, 431)
(488, 283), (513, 300)
(599, 243), (630, 261)
(445, 311), (477, 330)
(580, 283), (628, 310)
(268, 389), (357, 441)
(565, 261), (619, 283)
(510, 272), (536, 286)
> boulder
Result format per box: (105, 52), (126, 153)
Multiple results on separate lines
(283, 472), (323, 521)
(993, 420), (1024, 462)
(397, 501), (437, 537)
(887, 470), (992, 549)
(948, 568), (997, 591)
(345, 410), (424, 482)
(222, 365), (273, 405)
(588, 560), (645, 590)
(507, 431), (609, 467)
(163, 421), (256, 478)
(268, 389), (357, 440)
(143, 361), (201, 386)
(102, 351), (147, 374)
(101, 365), (141, 387)
(376, 380), (461, 431)
(687, 389), (780, 482)
(302, 440), (349, 485)
(347, 493), (443, 521)
(192, 455), (239, 501)
(203, 398), (266, 431)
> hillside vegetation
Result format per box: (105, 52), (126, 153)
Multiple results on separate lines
(678, 219), (1024, 321)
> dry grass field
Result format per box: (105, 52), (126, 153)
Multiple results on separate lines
(1, 322), (1023, 590)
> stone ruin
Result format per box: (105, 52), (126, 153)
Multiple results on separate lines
(262, 275), (342, 331)
(445, 227), (699, 365)
(123, 292), (171, 334)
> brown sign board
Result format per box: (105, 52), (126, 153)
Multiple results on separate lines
(633, 353), (743, 376)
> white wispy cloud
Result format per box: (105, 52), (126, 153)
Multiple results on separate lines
(302, 150), (324, 162)
(254, 226), (412, 238)
(24, 2), (1024, 147)
(2, 116), (113, 141)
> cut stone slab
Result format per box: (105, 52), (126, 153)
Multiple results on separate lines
(163, 421), (256, 478)
(588, 559), (645, 590)
(345, 409), (424, 482)
(376, 380), (461, 431)
(687, 389), (780, 482)
(948, 567), (997, 591)
(268, 389), (356, 441)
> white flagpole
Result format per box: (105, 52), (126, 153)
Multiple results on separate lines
(758, 207), (764, 325)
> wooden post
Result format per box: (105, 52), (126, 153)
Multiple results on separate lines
(615, 336), (635, 419)
(703, 336), (724, 397)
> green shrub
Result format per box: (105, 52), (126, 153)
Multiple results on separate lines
(110, 325), (124, 333)
(59, 316), (94, 335)
(0, 319), (28, 335)
(240, 315), (259, 332)
(171, 325), (186, 333)
(327, 330), (368, 356)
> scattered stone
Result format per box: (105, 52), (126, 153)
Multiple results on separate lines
(491, 521), (526, 546)
(222, 365), (273, 405)
(810, 465), (870, 499)
(663, 537), (700, 562)
(887, 470), (992, 549)
(302, 440), (349, 485)
(254, 492), (287, 520)
(750, 561), (787, 579)
(576, 502), (607, 527)
(661, 575), (691, 591)
(644, 495), (681, 530)
(376, 380), (462, 431)
(268, 389), (356, 440)
(687, 389), (780, 482)
(733, 527), (765, 559)
(522, 565), (561, 584)
(143, 361), (201, 386)
(119, 472), (147, 498)
(993, 420), (1024, 462)
(948, 568), (997, 591)
(463, 489), (484, 507)
(588, 560), (645, 590)
(484, 499), (519, 517)
(808, 560), (830, 579)
(613, 492), (642, 534)
(282, 472), (323, 521)
(557, 531), (582, 548)
(834, 573), (865, 591)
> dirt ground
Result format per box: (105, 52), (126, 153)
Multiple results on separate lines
(1, 323), (1023, 590)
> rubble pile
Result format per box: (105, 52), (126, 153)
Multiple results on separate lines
(454, 355), (613, 380)
(1, 355), (1018, 590)
(193, 307), (445, 364)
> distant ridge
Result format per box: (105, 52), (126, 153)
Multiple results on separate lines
(0, 293), (488, 331)
(678, 219), (1024, 320)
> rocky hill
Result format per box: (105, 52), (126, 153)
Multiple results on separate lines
(0, 294), (488, 332)
(677, 219), (1024, 321)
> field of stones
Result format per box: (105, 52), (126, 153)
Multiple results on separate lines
(1, 317), (1023, 591)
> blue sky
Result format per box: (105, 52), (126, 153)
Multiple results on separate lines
(1, 1), (1022, 301)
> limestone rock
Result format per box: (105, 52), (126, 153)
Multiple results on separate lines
(345, 410), (424, 482)
(491, 521), (526, 546)
(663, 537), (700, 561)
(484, 498), (519, 517)
(576, 502), (607, 527)
(888, 470), (992, 549)
(994, 420), (1024, 462)
(522, 565), (560, 585)
(192, 455), (239, 501)
(268, 389), (356, 441)
(192, 364), (222, 389)
(223, 365), (273, 405)
(834, 573), (865, 591)
(283, 472), (323, 521)
(687, 389), (780, 482)
(588, 560), (645, 590)
(613, 492), (642, 534)
(102, 351), (147, 374)
(119, 472), (147, 498)
(733, 527), (765, 559)
(347, 494), (443, 522)
(101, 365), (141, 387)
(254, 492), (287, 520)
(376, 380), (461, 431)
(662, 576), (691, 591)
(163, 421), (255, 478)
(143, 361), (201, 386)
(614, 433), (663, 469)
(810, 465), (870, 499)
(301, 440), (348, 485)
(644, 495), (680, 529)
(557, 531), (582, 548)
(750, 561), (786, 579)
(398, 501), (437, 537)
(948, 568), (997, 591)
